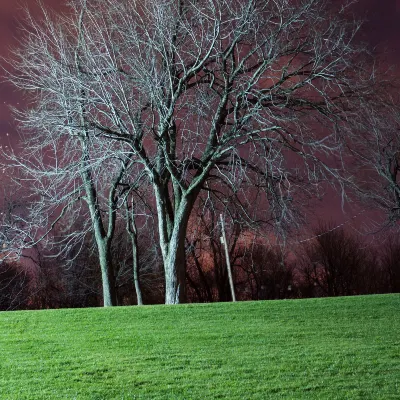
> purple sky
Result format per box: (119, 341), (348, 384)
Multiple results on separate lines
(0, 0), (399, 232)
(1, 0), (399, 135)
(1, 0), (399, 125)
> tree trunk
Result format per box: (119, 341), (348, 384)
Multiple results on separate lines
(125, 197), (143, 306)
(84, 193), (117, 307)
(164, 228), (187, 304)
(131, 233), (143, 306)
(155, 188), (196, 305)
(80, 137), (117, 307)
(86, 189), (117, 307)
(96, 236), (117, 307)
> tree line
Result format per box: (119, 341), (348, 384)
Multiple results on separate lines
(1, 217), (399, 310)
(1, 0), (400, 307)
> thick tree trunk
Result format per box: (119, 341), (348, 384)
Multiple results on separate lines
(96, 236), (117, 307)
(164, 228), (187, 304)
(155, 186), (196, 305)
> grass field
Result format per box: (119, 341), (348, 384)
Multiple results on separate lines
(0, 294), (399, 399)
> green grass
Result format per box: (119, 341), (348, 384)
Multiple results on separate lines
(0, 295), (399, 399)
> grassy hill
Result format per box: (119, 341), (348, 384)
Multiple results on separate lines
(0, 294), (398, 399)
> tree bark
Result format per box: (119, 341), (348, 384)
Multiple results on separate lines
(155, 186), (196, 305)
(96, 237), (117, 307)
(125, 197), (143, 306)
(164, 226), (187, 304)
(131, 231), (143, 306)
(81, 138), (117, 307)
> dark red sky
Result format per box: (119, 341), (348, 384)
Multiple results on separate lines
(0, 0), (399, 234)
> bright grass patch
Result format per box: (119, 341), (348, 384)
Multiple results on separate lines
(0, 294), (399, 399)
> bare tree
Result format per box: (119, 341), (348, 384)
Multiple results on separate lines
(4, 0), (382, 304)
(186, 195), (244, 302)
(298, 222), (368, 297)
(240, 243), (293, 300)
(380, 235), (400, 293)
(1, 5), (147, 306)
(0, 260), (31, 311)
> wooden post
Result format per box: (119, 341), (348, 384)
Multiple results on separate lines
(219, 214), (236, 302)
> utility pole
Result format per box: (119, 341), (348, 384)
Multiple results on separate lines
(219, 214), (236, 302)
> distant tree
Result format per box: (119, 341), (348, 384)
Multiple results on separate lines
(380, 235), (400, 293)
(185, 193), (296, 302)
(22, 240), (103, 310)
(185, 187), (270, 303)
(240, 243), (294, 300)
(298, 222), (368, 297)
(112, 213), (163, 305)
(4, 0), (388, 304)
(0, 260), (31, 311)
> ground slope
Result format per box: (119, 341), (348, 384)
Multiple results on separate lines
(0, 294), (399, 399)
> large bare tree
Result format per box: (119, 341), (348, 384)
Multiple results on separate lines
(4, 0), (381, 304)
